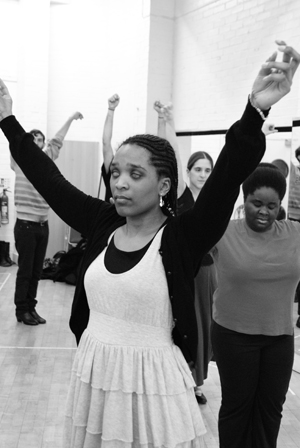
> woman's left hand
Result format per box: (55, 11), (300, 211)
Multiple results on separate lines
(251, 41), (300, 110)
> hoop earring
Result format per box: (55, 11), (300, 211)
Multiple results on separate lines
(159, 195), (164, 207)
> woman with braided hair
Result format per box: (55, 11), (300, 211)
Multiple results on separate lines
(0, 40), (298, 448)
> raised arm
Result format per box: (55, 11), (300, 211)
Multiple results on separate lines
(162, 103), (185, 198)
(55, 111), (84, 141)
(46, 111), (84, 160)
(154, 100), (185, 197)
(102, 94), (119, 173)
(0, 82), (115, 237)
(178, 41), (300, 266)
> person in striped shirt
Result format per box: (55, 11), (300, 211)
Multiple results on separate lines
(11, 111), (83, 326)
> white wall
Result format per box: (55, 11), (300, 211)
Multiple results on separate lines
(47, 0), (147, 144)
(172, 0), (300, 132)
(0, 0), (167, 256)
(1, 0), (300, 259)
(172, 0), (300, 210)
(0, 0), (20, 251)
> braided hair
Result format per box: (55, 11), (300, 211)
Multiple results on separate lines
(120, 134), (178, 217)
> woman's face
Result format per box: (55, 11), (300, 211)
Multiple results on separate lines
(244, 186), (281, 232)
(187, 158), (212, 191)
(110, 144), (169, 218)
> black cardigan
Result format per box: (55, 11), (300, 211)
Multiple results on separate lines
(0, 100), (267, 364)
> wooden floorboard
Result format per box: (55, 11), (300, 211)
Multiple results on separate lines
(0, 265), (299, 447)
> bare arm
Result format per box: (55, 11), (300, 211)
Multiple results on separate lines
(154, 100), (185, 197)
(46, 111), (83, 160)
(55, 111), (84, 141)
(102, 94), (120, 173)
(161, 103), (186, 198)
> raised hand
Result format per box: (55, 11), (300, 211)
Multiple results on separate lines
(108, 94), (120, 111)
(0, 79), (13, 120)
(154, 101), (175, 125)
(251, 40), (300, 110)
(161, 102), (174, 124)
(72, 111), (84, 120)
(153, 100), (164, 117)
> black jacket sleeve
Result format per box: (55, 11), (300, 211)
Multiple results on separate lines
(176, 99), (268, 271)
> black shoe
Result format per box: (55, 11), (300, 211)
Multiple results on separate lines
(17, 312), (38, 325)
(30, 310), (46, 324)
(296, 317), (300, 329)
(195, 392), (207, 405)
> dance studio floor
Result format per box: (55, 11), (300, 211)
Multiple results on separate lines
(0, 265), (300, 448)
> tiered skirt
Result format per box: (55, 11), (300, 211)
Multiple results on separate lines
(64, 311), (206, 447)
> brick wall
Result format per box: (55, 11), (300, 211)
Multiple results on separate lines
(172, 0), (300, 131)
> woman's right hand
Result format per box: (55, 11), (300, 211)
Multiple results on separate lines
(0, 79), (13, 121)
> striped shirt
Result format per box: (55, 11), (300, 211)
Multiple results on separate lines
(11, 136), (62, 221)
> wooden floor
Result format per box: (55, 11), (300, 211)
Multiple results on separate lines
(0, 265), (300, 448)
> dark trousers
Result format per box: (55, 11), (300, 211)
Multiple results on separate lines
(211, 321), (294, 448)
(296, 281), (300, 315)
(14, 219), (49, 317)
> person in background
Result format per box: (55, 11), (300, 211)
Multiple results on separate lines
(262, 120), (289, 183)
(101, 93), (120, 202)
(271, 158), (289, 178)
(271, 156), (300, 322)
(270, 158), (289, 219)
(11, 112), (83, 326)
(288, 145), (300, 221)
(241, 121), (288, 221)
(0, 39), (298, 448)
(153, 100), (218, 405)
(211, 163), (300, 447)
(295, 282), (300, 328)
(270, 133), (300, 319)
(287, 147), (300, 327)
(183, 150), (217, 405)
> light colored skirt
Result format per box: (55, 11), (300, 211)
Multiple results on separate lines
(64, 311), (206, 447)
